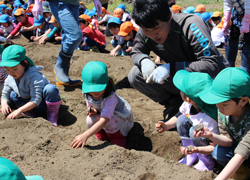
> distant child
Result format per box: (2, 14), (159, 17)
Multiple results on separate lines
(7, 8), (37, 40)
(199, 67), (250, 179)
(113, 8), (124, 22)
(79, 14), (107, 53)
(98, 7), (112, 32)
(87, 11), (99, 29)
(71, 61), (134, 148)
(0, 14), (19, 38)
(183, 6), (195, 14)
(0, 45), (8, 96)
(155, 70), (219, 171)
(211, 11), (222, 26)
(0, 4), (10, 15)
(110, 21), (138, 56)
(200, 12), (214, 31)
(171, 5), (182, 13)
(30, 15), (50, 42)
(0, 45), (61, 126)
(79, 2), (89, 15)
(193, 4), (206, 14)
(117, 4), (131, 22)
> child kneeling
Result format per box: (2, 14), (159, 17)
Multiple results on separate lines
(0, 45), (61, 126)
(71, 61), (134, 148)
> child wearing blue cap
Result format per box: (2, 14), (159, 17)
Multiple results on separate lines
(155, 70), (219, 171)
(71, 61), (134, 148)
(30, 15), (50, 42)
(87, 11), (99, 30)
(198, 67), (250, 179)
(0, 14), (18, 39)
(0, 45), (61, 126)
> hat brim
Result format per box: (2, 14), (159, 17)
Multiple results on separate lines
(199, 86), (230, 105)
(173, 70), (190, 94)
(43, 9), (50, 12)
(33, 22), (42, 27)
(118, 31), (128, 36)
(25, 175), (44, 180)
(82, 83), (107, 93)
(0, 20), (8, 23)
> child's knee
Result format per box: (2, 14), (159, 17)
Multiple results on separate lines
(86, 114), (100, 128)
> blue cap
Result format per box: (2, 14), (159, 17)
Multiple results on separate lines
(183, 6), (195, 14)
(108, 17), (121, 25)
(42, 1), (50, 12)
(33, 15), (45, 27)
(117, 4), (126, 11)
(0, 14), (9, 23)
(87, 11), (97, 18)
(0, 4), (10, 9)
(194, 12), (201, 16)
(22, 3), (28, 10)
(200, 12), (212, 22)
(92, 7), (97, 13)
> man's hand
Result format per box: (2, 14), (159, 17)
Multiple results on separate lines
(146, 63), (170, 84)
(32, 0), (43, 20)
(222, 11), (231, 36)
(141, 58), (157, 80)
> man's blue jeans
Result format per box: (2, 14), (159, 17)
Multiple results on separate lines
(176, 114), (210, 146)
(241, 33), (250, 74)
(48, 0), (82, 55)
(10, 84), (61, 117)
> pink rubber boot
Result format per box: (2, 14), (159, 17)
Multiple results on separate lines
(179, 137), (198, 166)
(194, 153), (215, 171)
(46, 100), (61, 126)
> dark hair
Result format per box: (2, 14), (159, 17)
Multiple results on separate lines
(20, 60), (29, 71)
(211, 17), (221, 22)
(85, 77), (116, 99)
(79, 18), (88, 24)
(132, 0), (171, 28)
(108, 22), (120, 29)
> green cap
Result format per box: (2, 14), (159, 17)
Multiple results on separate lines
(0, 157), (44, 180)
(82, 61), (108, 93)
(0, 45), (35, 67)
(200, 67), (250, 104)
(173, 70), (218, 121)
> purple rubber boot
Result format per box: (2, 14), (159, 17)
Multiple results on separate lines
(179, 137), (198, 166)
(46, 100), (61, 126)
(194, 153), (215, 171)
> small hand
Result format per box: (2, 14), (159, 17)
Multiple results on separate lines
(21, 26), (29, 31)
(6, 109), (22, 119)
(110, 49), (117, 56)
(180, 146), (198, 155)
(6, 38), (14, 44)
(71, 133), (88, 149)
(126, 46), (133, 52)
(155, 121), (167, 133)
(193, 126), (212, 138)
(87, 107), (98, 117)
(0, 105), (12, 116)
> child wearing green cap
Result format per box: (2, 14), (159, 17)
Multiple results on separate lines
(0, 45), (8, 96)
(197, 67), (250, 179)
(155, 70), (219, 171)
(71, 61), (134, 148)
(0, 45), (61, 126)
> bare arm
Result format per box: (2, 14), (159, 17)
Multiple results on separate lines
(7, 101), (37, 119)
(155, 116), (177, 133)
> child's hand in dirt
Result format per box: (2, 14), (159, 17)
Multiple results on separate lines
(71, 133), (88, 149)
(180, 146), (198, 155)
(193, 126), (212, 139)
(0, 103), (12, 116)
(110, 49), (117, 56)
(6, 109), (22, 119)
(87, 107), (98, 117)
(155, 121), (167, 133)
(126, 46), (133, 52)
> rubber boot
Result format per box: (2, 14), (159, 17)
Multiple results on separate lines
(54, 50), (82, 86)
(194, 153), (215, 171)
(230, 164), (250, 180)
(179, 137), (198, 166)
(116, 50), (122, 56)
(46, 100), (61, 126)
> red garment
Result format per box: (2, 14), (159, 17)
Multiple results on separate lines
(82, 26), (106, 46)
(10, 16), (34, 36)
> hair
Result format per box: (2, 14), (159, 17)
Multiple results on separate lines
(20, 60), (29, 71)
(211, 16), (221, 22)
(132, 0), (171, 28)
(108, 22), (120, 29)
(79, 18), (88, 25)
(14, 14), (25, 18)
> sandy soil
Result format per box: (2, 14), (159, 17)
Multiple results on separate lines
(0, 37), (241, 180)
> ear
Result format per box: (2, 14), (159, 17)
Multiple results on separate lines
(24, 60), (28, 64)
(240, 97), (249, 106)
(186, 97), (192, 104)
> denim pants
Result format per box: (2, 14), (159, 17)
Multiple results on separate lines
(10, 84), (61, 117)
(85, 37), (106, 51)
(48, 0), (82, 55)
(176, 115), (210, 146)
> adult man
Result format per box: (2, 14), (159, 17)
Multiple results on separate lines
(32, 0), (102, 86)
(128, 0), (228, 120)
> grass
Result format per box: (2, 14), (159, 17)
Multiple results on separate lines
(165, 153), (172, 163)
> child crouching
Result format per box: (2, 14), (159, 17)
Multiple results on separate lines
(71, 61), (134, 148)
(0, 45), (61, 126)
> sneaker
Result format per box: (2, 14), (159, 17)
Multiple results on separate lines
(90, 46), (99, 52)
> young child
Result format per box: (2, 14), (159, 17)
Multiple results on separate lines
(0, 4), (10, 15)
(79, 14), (107, 53)
(71, 61), (134, 148)
(113, 8), (124, 22)
(200, 12), (214, 31)
(7, 8), (37, 40)
(211, 11), (222, 26)
(0, 14), (19, 38)
(0, 45), (61, 126)
(199, 67), (250, 179)
(30, 15), (50, 42)
(155, 70), (219, 171)
(98, 7), (112, 32)
(0, 45), (8, 96)
(87, 11), (99, 30)
(117, 4), (131, 22)
(110, 21), (138, 56)
(171, 5), (182, 13)
(79, 2), (89, 15)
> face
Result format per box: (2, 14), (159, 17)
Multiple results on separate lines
(5, 63), (26, 80)
(43, 12), (51, 18)
(89, 89), (106, 100)
(142, 19), (172, 44)
(2, 9), (7, 14)
(109, 27), (120, 35)
(1, 22), (8, 28)
(123, 31), (133, 41)
(16, 15), (26, 23)
(79, 22), (88, 30)
(100, 11), (105, 18)
(53, 21), (59, 27)
(216, 100), (241, 116)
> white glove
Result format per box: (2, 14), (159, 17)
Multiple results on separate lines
(141, 58), (157, 80)
(146, 63), (170, 84)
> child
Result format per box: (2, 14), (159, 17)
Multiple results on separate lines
(193, 4), (206, 14)
(71, 61), (134, 148)
(117, 4), (131, 22)
(79, 14), (107, 53)
(79, 2), (89, 15)
(7, 8), (37, 40)
(30, 15), (50, 42)
(0, 45), (8, 96)
(155, 70), (219, 171)
(171, 5), (182, 13)
(211, 11), (222, 26)
(0, 14), (19, 38)
(200, 12), (214, 31)
(183, 6), (195, 14)
(199, 67), (250, 179)
(0, 4), (10, 15)
(98, 7), (112, 32)
(113, 8), (124, 22)
(110, 21), (138, 56)
(0, 45), (61, 126)
(87, 11), (99, 30)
